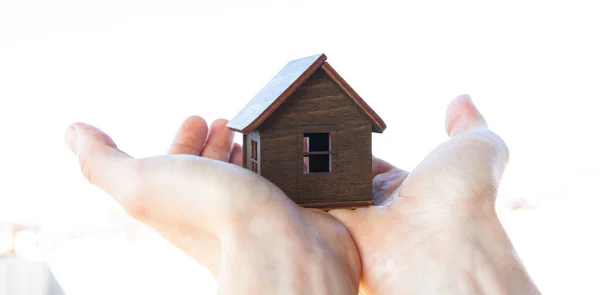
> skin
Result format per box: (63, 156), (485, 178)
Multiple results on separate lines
(65, 118), (360, 295)
(64, 94), (540, 294)
(330, 95), (541, 295)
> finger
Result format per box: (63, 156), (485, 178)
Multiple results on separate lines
(445, 94), (487, 137)
(168, 116), (209, 155)
(229, 143), (243, 166)
(373, 168), (410, 206)
(395, 95), (509, 211)
(371, 156), (409, 206)
(66, 123), (294, 270)
(372, 155), (396, 177)
(65, 123), (136, 198)
(201, 119), (235, 162)
(129, 155), (291, 235)
(67, 123), (284, 234)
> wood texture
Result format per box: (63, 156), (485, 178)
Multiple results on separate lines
(258, 68), (373, 207)
(227, 54), (387, 209)
(227, 54), (327, 133)
(321, 62), (387, 133)
(227, 54), (386, 135)
(300, 200), (373, 210)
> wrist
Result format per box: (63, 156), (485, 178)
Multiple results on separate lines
(216, 214), (359, 295)
(364, 210), (540, 295)
(467, 213), (541, 295)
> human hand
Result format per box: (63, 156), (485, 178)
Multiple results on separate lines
(64, 118), (360, 295)
(331, 95), (541, 295)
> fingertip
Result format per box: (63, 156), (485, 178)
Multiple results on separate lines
(180, 116), (208, 133)
(445, 94), (488, 137)
(372, 155), (395, 177)
(207, 119), (232, 138)
(65, 122), (118, 154)
(63, 122), (133, 192)
(64, 124), (79, 154)
(202, 119), (235, 162)
(210, 118), (230, 130)
(209, 119), (234, 144)
(168, 116), (210, 155)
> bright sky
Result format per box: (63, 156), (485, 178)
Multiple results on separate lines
(1, 0), (599, 293)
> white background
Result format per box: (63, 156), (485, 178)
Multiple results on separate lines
(1, 0), (599, 294)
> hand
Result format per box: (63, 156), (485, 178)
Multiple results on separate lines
(330, 95), (541, 294)
(64, 118), (360, 295)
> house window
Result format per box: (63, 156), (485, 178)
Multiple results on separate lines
(250, 140), (258, 173)
(303, 133), (330, 173)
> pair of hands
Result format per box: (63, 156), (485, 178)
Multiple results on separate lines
(64, 95), (540, 295)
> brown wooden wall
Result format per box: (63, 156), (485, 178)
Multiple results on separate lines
(257, 68), (372, 206)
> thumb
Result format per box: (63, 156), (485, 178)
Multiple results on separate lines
(394, 95), (509, 211)
(64, 122), (290, 235)
(65, 122), (135, 198)
(445, 94), (488, 136)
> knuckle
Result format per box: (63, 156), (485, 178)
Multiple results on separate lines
(121, 190), (146, 219)
(467, 128), (510, 162)
(122, 198), (146, 219)
(479, 130), (510, 162)
(78, 156), (94, 184)
(465, 131), (510, 196)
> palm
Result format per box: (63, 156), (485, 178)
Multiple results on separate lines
(163, 117), (359, 280)
(65, 116), (360, 293)
(158, 95), (512, 295)
(331, 158), (425, 295)
(329, 96), (516, 294)
(66, 95), (532, 294)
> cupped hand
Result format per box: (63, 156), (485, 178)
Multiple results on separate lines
(331, 95), (540, 295)
(64, 118), (360, 295)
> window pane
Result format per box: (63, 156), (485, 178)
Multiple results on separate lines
(303, 136), (308, 153)
(251, 140), (257, 160)
(303, 156), (309, 174)
(305, 154), (330, 173)
(304, 133), (329, 152)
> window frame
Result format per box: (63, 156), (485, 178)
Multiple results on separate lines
(250, 139), (258, 173)
(303, 132), (331, 174)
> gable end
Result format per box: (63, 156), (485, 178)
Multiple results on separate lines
(227, 54), (386, 134)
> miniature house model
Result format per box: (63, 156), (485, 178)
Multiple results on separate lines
(227, 54), (386, 209)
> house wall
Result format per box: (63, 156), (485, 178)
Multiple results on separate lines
(258, 68), (372, 206)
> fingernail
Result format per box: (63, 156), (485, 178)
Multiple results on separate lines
(65, 125), (78, 154)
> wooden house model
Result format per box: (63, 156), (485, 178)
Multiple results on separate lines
(227, 54), (386, 209)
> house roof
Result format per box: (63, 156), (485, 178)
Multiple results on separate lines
(227, 53), (386, 134)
